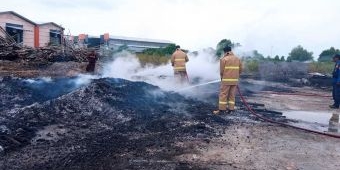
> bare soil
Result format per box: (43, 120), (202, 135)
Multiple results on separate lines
(177, 122), (340, 170)
(244, 79), (333, 111)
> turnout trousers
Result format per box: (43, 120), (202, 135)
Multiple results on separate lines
(174, 71), (188, 84)
(218, 84), (237, 111)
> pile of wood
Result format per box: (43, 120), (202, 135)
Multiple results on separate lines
(0, 26), (16, 46)
(0, 44), (22, 60)
(0, 43), (89, 62)
(0, 26), (90, 62)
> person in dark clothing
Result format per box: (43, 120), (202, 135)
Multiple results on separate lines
(330, 54), (340, 109)
(86, 50), (98, 73)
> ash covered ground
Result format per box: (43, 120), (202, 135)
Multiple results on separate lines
(0, 76), (339, 170)
(0, 76), (227, 169)
(0, 75), (290, 170)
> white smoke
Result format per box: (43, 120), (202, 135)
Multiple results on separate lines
(186, 49), (220, 82)
(24, 77), (53, 84)
(21, 48), (251, 99)
(71, 74), (100, 87)
(101, 50), (220, 93)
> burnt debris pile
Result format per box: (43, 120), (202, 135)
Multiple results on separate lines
(0, 76), (288, 169)
(0, 77), (231, 170)
(0, 44), (89, 63)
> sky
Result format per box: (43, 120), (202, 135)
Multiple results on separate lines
(1, 0), (340, 58)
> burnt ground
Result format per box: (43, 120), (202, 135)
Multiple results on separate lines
(0, 77), (225, 169)
(0, 77), (339, 170)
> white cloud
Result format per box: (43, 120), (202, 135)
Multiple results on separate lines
(1, 0), (340, 58)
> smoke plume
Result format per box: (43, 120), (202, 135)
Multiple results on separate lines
(101, 50), (221, 94)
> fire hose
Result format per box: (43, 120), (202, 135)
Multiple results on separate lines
(236, 86), (340, 139)
(176, 80), (340, 138)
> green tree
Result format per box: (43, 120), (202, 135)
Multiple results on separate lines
(318, 47), (340, 62)
(162, 44), (177, 55)
(245, 60), (259, 73)
(266, 56), (272, 61)
(274, 55), (280, 61)
(288, 45), (313, 62)
(280, 56), (285, 62)
(142, 44), (176, 56)
(286, 56), (292, 62)
(216, 39), (241, 57)
(253, 50), (265, 60)
(116, 44), (129, 52)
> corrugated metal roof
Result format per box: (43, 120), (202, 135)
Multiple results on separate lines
(109, 35), (173, 44)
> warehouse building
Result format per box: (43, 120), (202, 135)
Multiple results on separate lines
(101, 35), (174, 52)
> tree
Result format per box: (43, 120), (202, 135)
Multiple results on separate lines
(162, 44), (177, 55)
(274, 55), (280, 62)
(266, 56), (272, 61)
(216, 39), (241, 57)
(288, 45), (313, 62)
(280, 56), (285, 62)
(318, 47), (340, 62)
(142, 44), (176, 56)
(116, 44), (129, 52)
(246, 60), (259, 73)
(286, 56), (292, 62)
(253, 50), (265, 60)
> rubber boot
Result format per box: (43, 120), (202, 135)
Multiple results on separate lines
(329, 105), (340, 109)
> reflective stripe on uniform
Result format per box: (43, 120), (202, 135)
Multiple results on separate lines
(222, 79), (238, 82)
(174, 67), (186, 70)
(175, 59), (185, 61)
(228, 101), (235, 105)
(225, 66), (239, 70)
(219, 101), (227, 105)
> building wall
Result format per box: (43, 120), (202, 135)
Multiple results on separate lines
(38, 24), (63, 47)
(0, 13), (35, 47)
(108, 39), (171, 52)
(109, 39), (169, 48)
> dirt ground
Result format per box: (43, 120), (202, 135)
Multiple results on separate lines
(173, 79), (340, 169)
(243, 79), (334, 111)
(177, 122), (340, 170)
(175, 78), (340, 169)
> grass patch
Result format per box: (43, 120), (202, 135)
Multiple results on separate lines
(244, 60), (259, 73)
(136, 54), (170, 66)
(308, 62), (334, 74)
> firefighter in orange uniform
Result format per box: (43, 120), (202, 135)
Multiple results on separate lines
(171, 45), (189, 83)
(213, 46), (242, 114)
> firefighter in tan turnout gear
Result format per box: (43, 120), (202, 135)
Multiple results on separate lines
(213, 46), (242, 114)
(171, 45), (189, 83)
